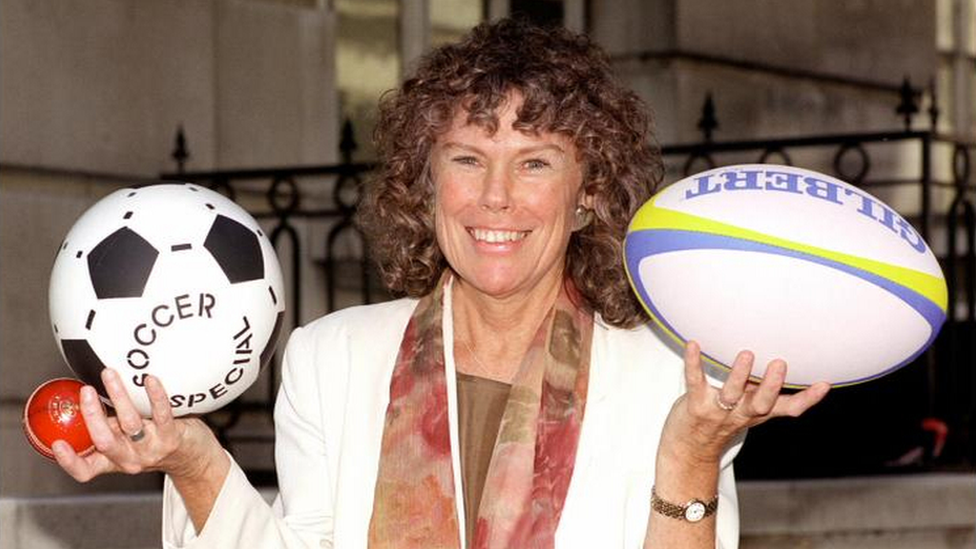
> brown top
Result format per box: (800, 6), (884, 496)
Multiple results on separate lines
(456, 372), (512, 548)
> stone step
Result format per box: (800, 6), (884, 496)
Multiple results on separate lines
(1, 474), (972, 548)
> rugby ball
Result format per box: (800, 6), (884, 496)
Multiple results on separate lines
(624, 164), (947, 387)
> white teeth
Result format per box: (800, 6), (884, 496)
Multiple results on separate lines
(472, 228), (527, 243)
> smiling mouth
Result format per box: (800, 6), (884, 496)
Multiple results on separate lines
(469, 228), (530, 243)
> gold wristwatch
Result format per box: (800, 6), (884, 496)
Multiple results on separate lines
(650, 486), (719, 523)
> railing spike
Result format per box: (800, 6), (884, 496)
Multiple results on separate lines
(171, 124), (190, 174)
(928, 77), (940, 132)
(340, 118), (358, 164)
(697, 93), (718, 143)
(896, 76), (920, 132)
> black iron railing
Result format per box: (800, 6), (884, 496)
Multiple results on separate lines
(654, 105), (976, 478)
(161, 82), (976, 480)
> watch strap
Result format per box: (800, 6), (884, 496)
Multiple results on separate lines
(650, 486), (719, 522)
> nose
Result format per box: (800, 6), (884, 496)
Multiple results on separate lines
(479, 165), (512, 212)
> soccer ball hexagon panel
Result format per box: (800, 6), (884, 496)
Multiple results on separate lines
(49, 183), (286, 417)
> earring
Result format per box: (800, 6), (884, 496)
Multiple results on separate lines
(573, 205), (594, 231)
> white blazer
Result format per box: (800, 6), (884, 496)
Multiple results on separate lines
(162, 290), (741, 548)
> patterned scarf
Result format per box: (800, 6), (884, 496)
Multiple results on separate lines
(367, 275), (593, 549)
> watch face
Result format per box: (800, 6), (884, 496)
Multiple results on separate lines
(684, 501), (706, 522)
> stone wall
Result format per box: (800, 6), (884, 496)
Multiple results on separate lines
(592, 0), (937, 143)
(0, 0), (338, 497)
(1, 0), (338, 174)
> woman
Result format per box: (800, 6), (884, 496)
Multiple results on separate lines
(53, 18), (829, 549)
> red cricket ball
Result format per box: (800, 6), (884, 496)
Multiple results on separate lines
(23, 378), (94, 460)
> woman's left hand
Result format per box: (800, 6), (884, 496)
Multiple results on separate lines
(658, 340), (831, 466)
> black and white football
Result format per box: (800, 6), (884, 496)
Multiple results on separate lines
(49, 183), (285, 417)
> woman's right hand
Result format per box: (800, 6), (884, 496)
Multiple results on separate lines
(53, 368), (223, 484)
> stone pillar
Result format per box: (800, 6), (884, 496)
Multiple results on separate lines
(399, 0), (429, 76)
(564, 0), (585, 33)
(486, 0), (508, 21)
(952, 0), (975, 137)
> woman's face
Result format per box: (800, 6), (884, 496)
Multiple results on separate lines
(431, 96), (585, 300)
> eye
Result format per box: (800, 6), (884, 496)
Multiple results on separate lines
(451, 155), (479, 167)
(523, 158), (551, 170)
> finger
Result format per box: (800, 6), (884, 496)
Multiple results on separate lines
(145, 375), (175, 430)
(747, 359), (787, 416)
(101, 369), (144, 438)
(52, 440), (115, 482)
(719, 350), (755, 406)
(80, 385), (125, 455)
(772, 381), (831, 418)
(683, 340), (705, 388)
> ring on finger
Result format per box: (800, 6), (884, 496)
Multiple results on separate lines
(127, 428), (146, 443)
(716, 394), (739, 412)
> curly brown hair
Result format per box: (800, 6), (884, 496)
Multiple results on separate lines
(356, 18), (663, 328)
